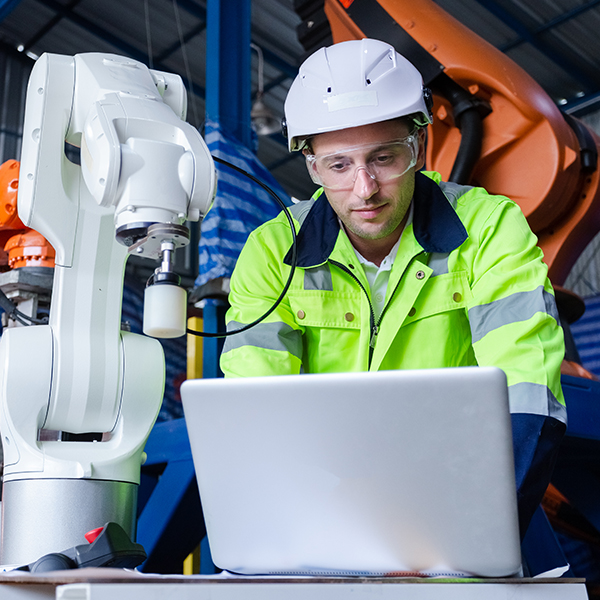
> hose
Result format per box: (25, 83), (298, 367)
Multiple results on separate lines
(430, 73), (490, 185)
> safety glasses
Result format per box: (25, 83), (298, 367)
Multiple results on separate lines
(304, 134), (419, 191)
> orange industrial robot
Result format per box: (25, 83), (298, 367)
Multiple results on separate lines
(0, 159), (54, 327)
(294, 0), (600, 380)
(319, 0), (600, 287)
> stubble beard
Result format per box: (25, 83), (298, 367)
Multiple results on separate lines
(343, 188), (413, 242)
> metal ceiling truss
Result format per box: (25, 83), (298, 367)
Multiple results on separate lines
(12, 0), (296, 123)
(474, 0), (600, 96)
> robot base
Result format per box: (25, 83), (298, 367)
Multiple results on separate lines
(0, 478), (138, 566)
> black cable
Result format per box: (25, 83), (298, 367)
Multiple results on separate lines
(0, 157), (297, 336)
(0, 286), (48, 325)
(186, 155), (298, 339)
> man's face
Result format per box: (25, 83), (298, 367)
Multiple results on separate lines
(307, 120), (425, 248)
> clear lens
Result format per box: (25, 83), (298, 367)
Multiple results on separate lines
(305, 135), (419, 191)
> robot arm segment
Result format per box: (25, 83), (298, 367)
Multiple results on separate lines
(70, 54), (215, 236)
(0, 51), (217, 565)
(17, 53), (77, 267)
(9, 51), (216, 442)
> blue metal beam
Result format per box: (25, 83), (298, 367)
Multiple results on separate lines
(39, 0), (148, 62)
(263, 72), (291, 96)
(177, 0), (297, 80)
(0, 0), (23, 24)
(32, 0), (294, 107)
(201, 300), (226, 379)
(473, 0), (600, 92)
(23, 0), (83, 51)
(28, 0), (298, 115)
(138, 419), (206, 573)
(261, 45), (298, 80)
(174, 0), (206, 22)
(206, 0), (252, 148)
(564, 90), (600, 116)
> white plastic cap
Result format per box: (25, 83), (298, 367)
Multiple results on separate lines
(284, 38), (432, 151)
(143, 283), (187, 338)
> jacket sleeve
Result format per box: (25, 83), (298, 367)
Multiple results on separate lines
(466, 197), (566, 536)
(220, 220), (304, 378)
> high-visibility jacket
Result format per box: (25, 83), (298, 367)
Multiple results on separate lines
(221, 171), (566, 535)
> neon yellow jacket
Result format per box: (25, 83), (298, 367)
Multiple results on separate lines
(222, 170), (567, 533)
(221, 171), (565, 424)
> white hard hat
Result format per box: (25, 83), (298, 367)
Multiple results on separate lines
(284, 38), (433, 151)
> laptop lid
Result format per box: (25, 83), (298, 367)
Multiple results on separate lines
(180, 367), (521, 577)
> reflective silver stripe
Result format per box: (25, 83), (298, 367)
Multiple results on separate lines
(438, 180), (473, 209)
(289, 199), (315, 226)
(469, 286), (558, 344)
(222, 320), (303, 359)
(428, 252), (449, 277)
(544, 288), (560, 321)
(508, 382), (567, 423)
(304, 265), (333, 291)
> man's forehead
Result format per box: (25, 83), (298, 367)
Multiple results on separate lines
(311, 120), (411, 154)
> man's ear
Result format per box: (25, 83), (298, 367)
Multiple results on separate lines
(415, 127), (427, 171)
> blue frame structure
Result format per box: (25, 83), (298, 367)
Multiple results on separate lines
(0, 0), (22, 23)
(205, 0), (252, 148)
(137, 418), (205, 573)
(553, 375), (600, 534)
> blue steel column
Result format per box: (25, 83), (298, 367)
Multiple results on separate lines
(203, 0), (252, 379)
(206, 0), (252, 147)
(0, 0), (23, 23)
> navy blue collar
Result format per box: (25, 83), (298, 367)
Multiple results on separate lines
(284, 171), (468, 267)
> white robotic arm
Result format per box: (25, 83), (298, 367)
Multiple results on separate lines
(0, 53), (216, 565)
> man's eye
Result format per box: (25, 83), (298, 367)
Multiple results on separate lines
(372, 153), (395, 165)
(326, 160), (350, 172)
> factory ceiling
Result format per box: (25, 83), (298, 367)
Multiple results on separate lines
(0, 0), (599, 202)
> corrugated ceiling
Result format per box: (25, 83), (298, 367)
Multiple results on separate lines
(3, 0), (600, 202)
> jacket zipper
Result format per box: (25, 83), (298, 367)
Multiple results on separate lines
(329, 255), (420, 369)
(329, 259), (378, 368)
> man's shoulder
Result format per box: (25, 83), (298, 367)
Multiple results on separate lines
(251, 191), (322, 239)
(422, 171), (522, 225)
(242, 199), (314, 262)
(420, 172), (532, 252)
(287, 197), (317, 225)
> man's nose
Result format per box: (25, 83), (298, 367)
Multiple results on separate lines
(353, 166), (379, 199)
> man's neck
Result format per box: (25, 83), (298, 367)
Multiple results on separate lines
(348, 232), (400, 267)
(344, 211), (409, 267)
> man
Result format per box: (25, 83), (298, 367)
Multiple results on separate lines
(221, 38), (566, 536)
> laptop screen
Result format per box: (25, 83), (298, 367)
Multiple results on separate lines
(181, 367), (521, 577)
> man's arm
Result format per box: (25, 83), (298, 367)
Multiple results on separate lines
(466, 197), (566, 537)
(220, 219), (304, 378)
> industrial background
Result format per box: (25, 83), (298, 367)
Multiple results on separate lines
(0, 0), (600, 588)
(0, 1), (598, 288)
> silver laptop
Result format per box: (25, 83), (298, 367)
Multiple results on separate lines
(180, 367), (521, 577)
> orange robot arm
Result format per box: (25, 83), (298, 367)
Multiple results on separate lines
(322, 0), (600, 285)
(0, 159), (55, 269)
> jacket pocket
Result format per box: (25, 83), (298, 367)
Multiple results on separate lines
(288, 291), (362, 329)
(403, 270), (472, 325)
